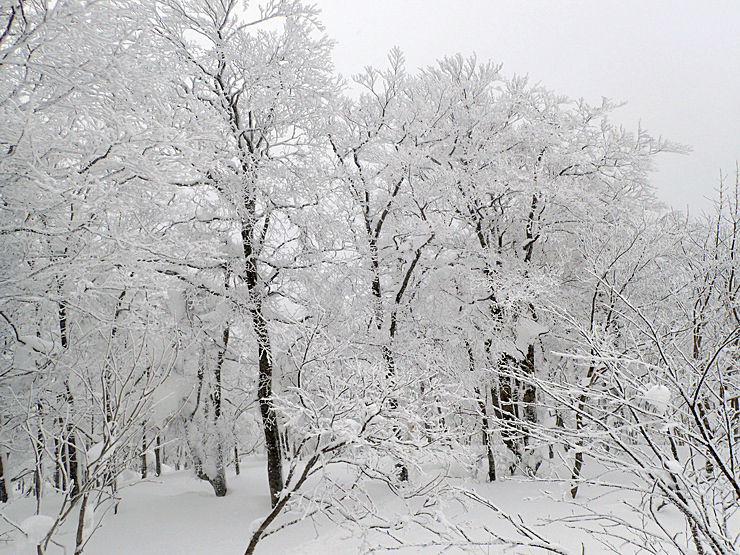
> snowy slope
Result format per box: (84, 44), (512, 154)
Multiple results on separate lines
(0, 455), (696, 554)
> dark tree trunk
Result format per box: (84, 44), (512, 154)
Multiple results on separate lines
(100, 291), (126, 495)
(697, 399), (715, 474)
(383, 235), (430, 483)
(155, 434), (162, 477)
(571, 361), (597, 498)
(58, 302), (68, 349)
(234, 445), (240, 476)
(521, 345), (537, 429)
(257, 327), (283, 505)
(141, 431), (147, 479)
(212, 442), (227, 498)
(570, 449), (584, 499)
(521, 345), (539, 474)
(466, 341), (495, 481)
(494, 345), (539, 475)
(0, 449), (8, 503)
(54, 416), (64, 491)
(33, 421), (43, 505)
(74, 493), (89, 555)
(210, 462), (228, 498)
(205, 322), (229, 498)
(494, 354), (521, 472)
(476, 387), (496, 482)
(66, 427), (80, 498)
(242, 192), (283, 507)
(57, 389), (81, 499)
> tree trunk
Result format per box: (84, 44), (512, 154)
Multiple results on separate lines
(34, 424), (43, 507)
(66, 427), (80, 498)
(205, 322), (229, 498)
(74, 493), (89, 555)
(210, 455), (228, 498)
(494, 354), (522, 473)
(0, 448), (8, 503)
(520, 344), (539, 474)
(141, 431), (147, 479)
(155, 434), (162, 477)
(570, 448), (584, 499)
(521, 345), (537, 430)
(697, 399), (715, 474)
(466, 341), (495, 481)
(243, 196), (283, 507)
(476, 387), (496, 482)
(571, 361), (597, 498)
(54, 417), (63, 491)
(256, 323), (283, 506)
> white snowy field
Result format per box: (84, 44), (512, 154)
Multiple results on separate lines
(0, 455), (701, 554)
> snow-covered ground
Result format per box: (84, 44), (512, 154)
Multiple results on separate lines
(0, 455), (693, 554)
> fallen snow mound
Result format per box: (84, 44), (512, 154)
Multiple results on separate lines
(19, 515), (55, 545)
(644, 384), (671, 414)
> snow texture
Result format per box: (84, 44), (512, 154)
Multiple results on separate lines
(19, 515), (55, 545)
(515, 317), (549, 353)
(167, 289), (187, 323)
(665, 460), (683, 474)
(149, 375), (195, 423)
(644, 384), (671, 414)
(13, 336), (55, 369)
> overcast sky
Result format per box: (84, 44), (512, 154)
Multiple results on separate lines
(317, 0), (740, 215)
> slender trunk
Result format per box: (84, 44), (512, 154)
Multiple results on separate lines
(191, 356), (207, 483)
(382, 295), (406, 483)
(0, 447), (7, 503)
(466, 341), (495, 481)
(194, 318), (230, 497)
(56, 300), (69, 492)
(571, 361), (598, 498)
(570, 449), (584, 499)
(74, 493), (89, 555)
(697, 400), (715, 474)
(500, 345), (538, 475)
(523, 193), (539, 264)
(521, 345), (537, 429)
(207, 321), (229, 497)
(257, 320), (282, 505)
(67, 426), (80, 498)
(34, 409), (43, 506)
(54, 417), (63, 490)
(242, 189), (283, 506)
(58, 416), (80, 497)
(520, 345), (538, 473)
(101, 292), (125, 494)
(213, 326), (227, 421)
(386, 236), (431, 482)
(155, 434), (162, 477)
(570, 397), (589, 498)
(58, 294), (81, 497)
(691, 297), (716, 475)
(495, 354), (521, 472)
(58, 302), (68, 349)
(234, 445), (240, 476)
(141, 430), (147, 479)
(476, 387), (496, 482)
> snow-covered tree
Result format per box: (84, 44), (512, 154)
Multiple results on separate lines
(153, 0), (339, 502)
(1, 1), (198, 551)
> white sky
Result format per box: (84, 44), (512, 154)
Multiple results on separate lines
(317, 0), (740, 215)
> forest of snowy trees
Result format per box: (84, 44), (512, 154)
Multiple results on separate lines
(1, 1), (738, 554)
